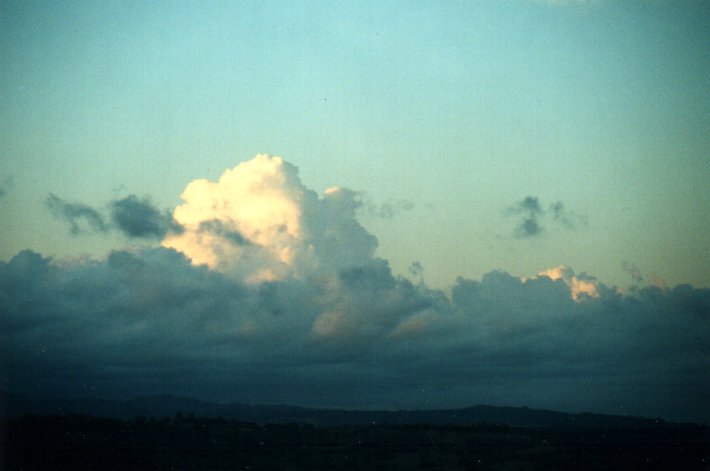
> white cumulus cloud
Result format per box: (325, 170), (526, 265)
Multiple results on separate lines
(162, 155), (377, 283)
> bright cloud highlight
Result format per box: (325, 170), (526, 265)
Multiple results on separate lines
(162, 155), (376, 283)
(529, 265), (602, 301)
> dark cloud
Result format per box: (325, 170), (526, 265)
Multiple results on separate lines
(45, 193), (109, 234)
(110, 195), (182, 239)
(519, 196), (543, 214)
(550, 200), (587, 229)
(408, 261), (424, 278)
(518, 217), (543, 237)
(509, 196), (544, 237)
(198, 220), (251, 246)
(45, 193), (181, 238)
(508, 196), (585, 238)
(1, 247), (707, 423)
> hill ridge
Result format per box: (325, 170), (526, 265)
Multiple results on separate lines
(3, 392), (683, 428)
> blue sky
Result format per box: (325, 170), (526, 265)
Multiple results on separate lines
(2, 0), (708, 290)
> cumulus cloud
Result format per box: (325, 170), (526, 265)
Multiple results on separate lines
(161, 155), (377, 283)
(45, 193), (109, 234)
(4, 156), (708, 423)
(526, 265), (604, 301)
(508, 196), (585, 238)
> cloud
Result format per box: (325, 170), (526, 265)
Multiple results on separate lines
(367, 198), (415, 219)
(550, 201), (587, 230)
(509, 196), (544, 237)
(519, 196), (543, 214)
(508, 196), (585, 238)
(649, 273), (667, 290)
(1, 245), (707, 422)
(5, 156), (708, 423)
(622, 260), (644, 283)
(110, 195), (182, 239)
(526, 265), (603, 301)
(162, 155), (377, 283)
(620, 263), (669, 291)
(408, 261), (424, 278)
(45, 193), (182, 239)
(197, 220), (251, 246)
(45, 193), (109, 234)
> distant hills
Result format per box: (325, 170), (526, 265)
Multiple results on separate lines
(2, 393), (680, 429)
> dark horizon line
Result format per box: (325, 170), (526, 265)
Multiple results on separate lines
(4, 391), (705, 428)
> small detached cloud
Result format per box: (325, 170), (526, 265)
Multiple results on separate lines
(507, 196), (586, 238)
(508, 196), (544, 237)
(110, 195), (182, 239)
(622, 260), (644, 283)
(45, 193), (109, 234)
(45, 193), (182, 239)
(367, 198), (415, 219)
(408, 261), (424, 278)
(550, 201), (587, 230)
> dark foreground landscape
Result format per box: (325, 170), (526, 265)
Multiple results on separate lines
(2, 396), (709, 470)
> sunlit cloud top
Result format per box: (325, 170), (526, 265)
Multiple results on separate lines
(162, 155), (377, 283)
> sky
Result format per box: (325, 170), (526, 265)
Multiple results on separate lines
(1, 1), (709, 422)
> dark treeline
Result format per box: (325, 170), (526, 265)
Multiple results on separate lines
(2, 413), (708, 470)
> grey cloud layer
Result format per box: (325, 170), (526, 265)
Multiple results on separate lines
(1, 248), (708, 422)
